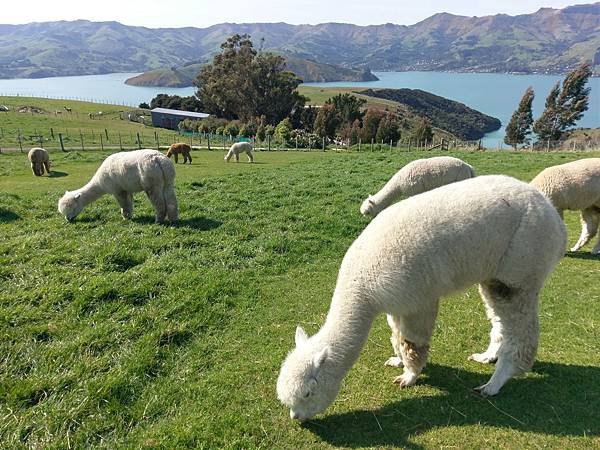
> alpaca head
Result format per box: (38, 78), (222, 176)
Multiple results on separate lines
(360, 195), (377, 217)
(58, 191), (84, 221)
(277, 326), (338, 421)
(224, 152), (232, 162)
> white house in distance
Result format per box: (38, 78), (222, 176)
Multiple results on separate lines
(150, 107), (210, 130)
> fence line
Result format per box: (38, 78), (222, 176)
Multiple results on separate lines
(0, 93), (137, 107)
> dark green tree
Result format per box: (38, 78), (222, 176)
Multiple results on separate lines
(325, 93), (366, 126)
(196, 34), (305, 123)
(138, 102), (150, 109)
(376, 114), (401, 144)
(533, 62), (592, 141)
(359, 108), (384, 142)
(413, 117), (434, 144)
(504, 86), (535, 149)
(314, 104), (339, 139)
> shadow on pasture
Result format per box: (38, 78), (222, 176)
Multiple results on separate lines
(0, 208), (20, 222)
(48, 170), (68, 178)
(564, 251), (600, 261)
(304, 362), (599, 449)
(133, 215), (222, 231)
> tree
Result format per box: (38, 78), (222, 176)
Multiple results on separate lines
(376, 114), (401, 144)
(275, 118), (293, 142)
(504, 86), (535, 149)
(360, 108), (384, 142)
(325, 93), (366, 127)
(413, 117), (433, 144)
(138, 102), (150, 109)
(314, 104), (339, 139)
(150, 94), (203, 112)
(533, 62), (592, 142)
(196, 34), (306, 123)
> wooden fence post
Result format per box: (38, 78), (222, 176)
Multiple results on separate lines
(59, 133), (66, 152)
(105, 129), (109, 141)
(207, 134), (211, 151)
(100, 133), (104, 151)
(50, 128), (54, 140)
(119, 132), (123, 151)
(80, 132), (84, 151)
(137, 132), (142, 149)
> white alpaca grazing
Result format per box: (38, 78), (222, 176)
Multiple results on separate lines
(277, 175), (566, 421)
(58, 149), (178, 223)
(27, 147), (51, 176)
(360, 156), (475, 217)
(530, 158), (600, 254)
(225, 142), (254, 163)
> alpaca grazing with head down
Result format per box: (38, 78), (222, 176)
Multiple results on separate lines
(27, 147), (51, 176)
(530, 158), (600, 254)
(166, 142), (193, 164)
(277, 175), (566, 421)
(360, 156), (475, 217)
(225, 142), (254, 163)
(58, 149), (178, 223)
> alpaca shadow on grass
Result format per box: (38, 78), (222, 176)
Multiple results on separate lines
(0, 208), (20, 222)
(48, 170), (68, 178)
(304, 362), (599, 449)
(133, 215), (222, 231)
(564, 251), (600, 261)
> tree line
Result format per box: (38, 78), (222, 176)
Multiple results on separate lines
(145, 34), (433, 146)
(504, 62), (592, 149)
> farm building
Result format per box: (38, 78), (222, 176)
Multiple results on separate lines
(150, 108), (210, 130)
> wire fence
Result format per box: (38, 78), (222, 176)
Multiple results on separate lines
(1, 127), (599, 154)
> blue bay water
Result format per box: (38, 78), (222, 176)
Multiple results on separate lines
(0, 71), (597, 147)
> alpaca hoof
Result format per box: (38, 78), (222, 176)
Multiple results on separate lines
(570, 246), (581, 252)
(393, 372), (417, 388)
(468, 353), (497, 364)
(474, 382), (500, 397)
(384, 356), (404, 368)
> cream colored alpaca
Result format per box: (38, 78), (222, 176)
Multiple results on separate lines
(58, 149), (178, 223)
(530, 158), (600, 254)
(360, 156), (475, 217)
(225, 142), (254, 163)
(27, 147), (51, 176)
(277, 175), (566, 421)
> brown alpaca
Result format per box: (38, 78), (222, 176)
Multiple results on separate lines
(28, 147), (51, 176)
(166, 143), (192, 164)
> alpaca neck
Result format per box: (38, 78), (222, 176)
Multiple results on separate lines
(77, 181), (105, 206)
(315, 291), (377, 376)
(371, 175), (406, 211)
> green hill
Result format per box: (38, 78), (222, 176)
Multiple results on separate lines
(1, 3), (599, 79)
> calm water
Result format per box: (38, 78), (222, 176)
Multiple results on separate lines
(0, 71), (598, 147)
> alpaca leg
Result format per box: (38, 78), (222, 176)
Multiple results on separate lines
(185, 151), (192, 164)
(146, 188), (167, 223)
(115, 191), (133, 219)
(235, 152), (240, 162)
(43, 161), (51, 174)
(475, 282), (539, 396)
(174, 153), (179, 164)
(247, 150), (254, 163)
(571, 208), (599, 252)
(469, 284), (503, 364)
(391, 306), (438, 388)
(384, 314), (403, 368)
(164, 185), (179, 222)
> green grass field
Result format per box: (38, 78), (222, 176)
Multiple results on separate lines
(1, 148), (599, 449)
(0, 97), (185, 151)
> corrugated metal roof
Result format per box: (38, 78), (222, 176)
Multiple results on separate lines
(150, 108), (210, 118)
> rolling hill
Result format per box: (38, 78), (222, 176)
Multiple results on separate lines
(0, 3), (598, 80)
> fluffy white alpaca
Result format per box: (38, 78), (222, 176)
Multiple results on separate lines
(530, 158), (600, 254)
(58, 149), (178, 223)
(277, 175), (566, 421)
(27, 147), (51, 176)
(225, 142), (254, 163)
(360, 156), (475, 217)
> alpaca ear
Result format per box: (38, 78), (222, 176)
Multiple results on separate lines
(75, 193), (81, 199)
(65, 190), (69, 195)
(313, 346), (329, 369)
(295, 326), (308, 347)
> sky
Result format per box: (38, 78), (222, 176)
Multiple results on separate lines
(2, 0), (581, 28)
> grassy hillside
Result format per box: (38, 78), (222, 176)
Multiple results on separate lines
(0, 96), (182, 151)
(1, 149), (599, 448)
(298, 86), (500, 140)
(1, 4), (599, 79)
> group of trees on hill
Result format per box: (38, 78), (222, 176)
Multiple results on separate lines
(145, 34), (420, 146)
(504, 62), (592, 148)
